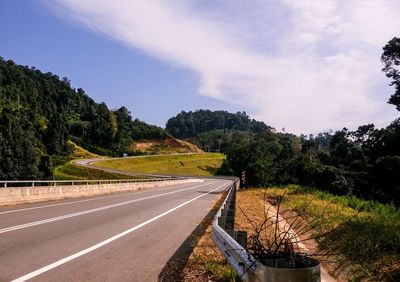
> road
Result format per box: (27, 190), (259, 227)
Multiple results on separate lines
(0, 178), (231, 281)
(73, 158), (162, 178)
(73, 153), (223, 179)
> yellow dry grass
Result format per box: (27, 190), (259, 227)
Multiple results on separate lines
(67, 140), (101, 159)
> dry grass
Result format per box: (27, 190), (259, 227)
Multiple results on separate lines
(235, 188), (341, 280)
(235, 186), (400, 281)
(159, 191), (237, 282)
(132, 137), (204, 155)
(181, 193), (238, 282)
(181, 225), (234, 282)
(67, 140), (101, 159)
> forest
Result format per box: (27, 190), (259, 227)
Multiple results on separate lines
(166, 109), (271, 138)
(165, 110), (272, 152)
(0, 57), (164, 180)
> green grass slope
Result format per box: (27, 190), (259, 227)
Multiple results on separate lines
(94, 153), (225, 176)
(54, 162), (133, 180)
(67, 140), (101, 159)
(54, 141), (132, 180)
(253, 185), (400, 281)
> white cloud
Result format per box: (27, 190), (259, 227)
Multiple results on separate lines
(50, 0), (399, 134)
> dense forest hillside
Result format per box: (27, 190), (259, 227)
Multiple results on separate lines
(166, 110), (272, 151)
(0, 57), (165, 180)
(166, 110), (271, 138)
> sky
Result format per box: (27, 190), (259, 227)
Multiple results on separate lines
(1, 0), (399, 134)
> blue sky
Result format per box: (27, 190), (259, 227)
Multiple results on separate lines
(0, 0), (239, 128)
(1, 0), (399, 134)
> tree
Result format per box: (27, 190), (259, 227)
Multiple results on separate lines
(0, 57), (170, 178)
(381, 37), (400, 110)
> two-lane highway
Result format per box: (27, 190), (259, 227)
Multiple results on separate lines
(0, 179), (231, 281)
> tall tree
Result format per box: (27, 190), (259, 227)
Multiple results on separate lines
(381, 37), (400, 110)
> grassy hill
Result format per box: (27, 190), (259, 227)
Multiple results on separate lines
(67, 140), (101, 159)
(54, 141), (222, 179)
(54, 141), (133, 180)
(54, 161), (133, 180)
(94, 153), (225, 176)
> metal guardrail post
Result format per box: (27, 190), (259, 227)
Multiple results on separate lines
(212, 179), (261, 281)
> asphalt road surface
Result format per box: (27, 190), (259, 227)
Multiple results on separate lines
(0, 179), (232, 281)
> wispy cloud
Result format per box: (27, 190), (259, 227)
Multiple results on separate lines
(50, 0), (400, 133)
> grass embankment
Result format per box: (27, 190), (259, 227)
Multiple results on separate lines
(235, 186), (400, 281)
(67, 140), (100, 159)
(54, 162), (133, 180)
(181, 222), (238, 281)
(159, 191), (237, 281)
(54, 141), (132, 180)
(94, 153), (225, 176)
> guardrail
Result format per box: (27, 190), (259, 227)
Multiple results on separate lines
(212, 179), (261, 281)
(0, 177), (182, 188)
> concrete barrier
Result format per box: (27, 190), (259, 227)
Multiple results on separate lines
(0, 178), (203, 206)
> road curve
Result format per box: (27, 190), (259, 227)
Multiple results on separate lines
(73, 153), (202, 178)
(0, 178), (231, 281)
(73, 158), (163, 178)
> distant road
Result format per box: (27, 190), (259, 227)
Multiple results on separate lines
(74, 153), (218, 178)
(0, 179), (231, 281)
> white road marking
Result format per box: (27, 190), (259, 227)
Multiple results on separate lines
(11, 183), (228, 282)
(0, 181), (200, 215)
(0, 182), (214, 234)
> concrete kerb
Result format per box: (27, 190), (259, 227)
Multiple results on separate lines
(0, 178), (203, 206)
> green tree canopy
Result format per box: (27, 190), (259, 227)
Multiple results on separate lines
(381, 37), (400, 110)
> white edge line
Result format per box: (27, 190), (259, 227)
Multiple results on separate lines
(11, 182), (229, 282)
(0, 182), (212, 234)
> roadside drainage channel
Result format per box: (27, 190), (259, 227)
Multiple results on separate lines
(212, 180), (321, 282)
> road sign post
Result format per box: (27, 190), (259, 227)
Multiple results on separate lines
(240, 171), (246, 189)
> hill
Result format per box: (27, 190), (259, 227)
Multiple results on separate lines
(166, 110), (273, 152)
(94, 153), (224, 176)
(0, 57), (168, 180)
(166, 110), (271, 139)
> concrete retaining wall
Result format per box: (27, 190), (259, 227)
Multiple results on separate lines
(0, 178), (203, 206)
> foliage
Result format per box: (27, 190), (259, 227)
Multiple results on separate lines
(381, 37), (400, 110)
(132, 118), (166, 140)
(67, 140), (100, 159)
(0, 57), (167, 180)
(188, 129), (256, 153)
(219, 122), (400, 205)
(166, 110), (272, 140)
